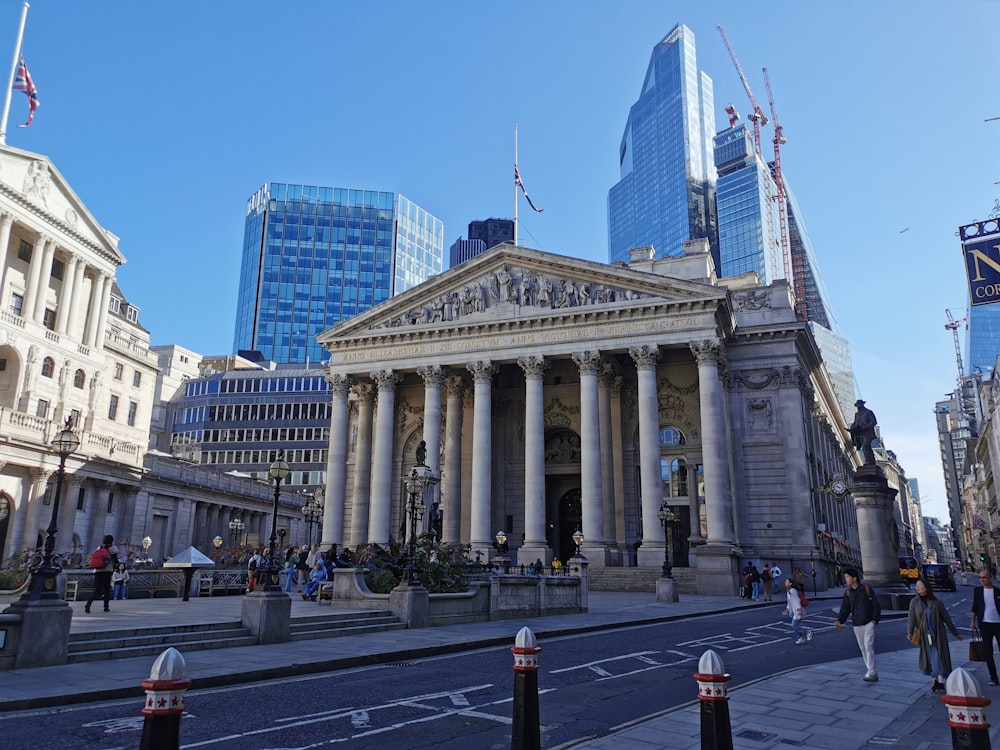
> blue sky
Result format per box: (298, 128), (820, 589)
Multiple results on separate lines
(6, 0), (999, 523)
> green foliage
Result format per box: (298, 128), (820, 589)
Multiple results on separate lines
(0, 549), (32, 589)
(358, 536), (473, 593)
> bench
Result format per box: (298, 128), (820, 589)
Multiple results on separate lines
(197, 570), (249, 596)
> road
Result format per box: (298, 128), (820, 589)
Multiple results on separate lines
(0, 590), (969, 749)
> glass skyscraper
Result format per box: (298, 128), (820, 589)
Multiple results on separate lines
(714, 124), (781, 283)
(233, 183), (444, 364)
(608, 24), (718, 266)
(967, 304), (1000, 376)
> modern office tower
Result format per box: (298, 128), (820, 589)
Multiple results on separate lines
(167, 362), (332, 491)
(449, 238), (486, 269)
(936, 395), (972, 560)
(967, 304), (1000, 376)
(469, 218), (514, 250)
(714, 124), (781, 283)
(233, 183), (444, 364)
(608, 24), (718, 266)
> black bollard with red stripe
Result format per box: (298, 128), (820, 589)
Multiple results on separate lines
(139, 647), (191, 750)
(511, 626), (541, 750)
(941, 667), (992, 750)
(694, 649), (733, 750)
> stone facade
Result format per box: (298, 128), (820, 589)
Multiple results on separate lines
(317, 240), (863, 594)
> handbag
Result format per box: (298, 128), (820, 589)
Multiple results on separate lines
(970, 626), (989, 662)
(908, 624), (923, 646)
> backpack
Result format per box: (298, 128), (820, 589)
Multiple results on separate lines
(798, 589), (809, 607)
(90, 547), (110, 569)
(761, 569), (772, 582)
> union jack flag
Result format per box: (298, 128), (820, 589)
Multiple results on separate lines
(13, 56), (38, 128)
(514, 165), (543, 213)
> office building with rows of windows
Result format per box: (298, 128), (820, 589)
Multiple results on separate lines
(166, 363), (332, 490)
(233, 183), (444, 365)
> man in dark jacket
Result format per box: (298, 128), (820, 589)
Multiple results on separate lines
(835, 567), (882, 682)
(970, 568), (1000, 685)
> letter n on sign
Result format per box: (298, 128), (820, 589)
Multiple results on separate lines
(963, 230), (1000, 306)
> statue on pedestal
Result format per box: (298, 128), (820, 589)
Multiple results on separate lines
(849, 400), (878, 466)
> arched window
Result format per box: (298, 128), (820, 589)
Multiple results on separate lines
(660, 457), (688, 497)
(74, 369), (86, 389)
(658, 426), (686, 447)
(41, 357), (54, 378)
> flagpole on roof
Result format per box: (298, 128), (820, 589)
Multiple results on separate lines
(0, 2), (29, 145)
(513, 123), (519, 246)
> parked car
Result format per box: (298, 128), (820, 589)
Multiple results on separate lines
(922, 563), (957, 592)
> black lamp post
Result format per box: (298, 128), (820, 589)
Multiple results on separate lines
(809, 549), (817, 597)
(228, 516), (245, 549)
(571, 529), (584, 558)
(266, 453), (290, 592)
(212, 535), (223, 562)
(657, 501), (676, 579)
(403, 468), (427, 585)
(30, 419), (80, 600)
(493, 530), (510, 573)
(300, 494), (323, 547)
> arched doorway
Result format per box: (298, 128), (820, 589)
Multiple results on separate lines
(556, 489), (581, 561)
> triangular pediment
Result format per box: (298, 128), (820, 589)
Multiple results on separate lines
(0, 145), (125, 264)
(318, 244), (727, 343)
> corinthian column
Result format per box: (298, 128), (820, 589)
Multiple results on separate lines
(690, 339), (733, 544)
(442, 375), (464, 544)
(517, 356), (548, 565)
(368, 370), (400, 545)
(466, 360), (496, 552)
(349, 383), (375, 546)
(572, 350), (605, 563)
(55, 254), (80, 334)
(629, 345), (665, 567)
(598, 364), (618, 551)
(31, 236), (56, 323)
(22, 234), (47, 323)
(322, 373), (352, 549)
(418, 365), (444, 538)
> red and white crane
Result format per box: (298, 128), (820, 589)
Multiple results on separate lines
(717, 25), (768, 156)
(762, 67), (798, 311)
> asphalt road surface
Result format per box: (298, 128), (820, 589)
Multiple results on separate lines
(0, 590), (970, 749)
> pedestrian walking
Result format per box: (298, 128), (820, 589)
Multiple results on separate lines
(784, 578), (813, 644)
(835, 566), (882, 682)
(760, 564), (773, 602)
(111, 563), (129, 600)
(749, 563), (761, 601)
(85, 535), (119, 613)
(792, 566), (807, 592)
(283, 547), (298, 594)
(970, 568), (1000, 686)
(908, 577), (961, 693)
(246, 548), (263, 593)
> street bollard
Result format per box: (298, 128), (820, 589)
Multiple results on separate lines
(511, 626), (541, 750)
(694, 649), (733, 750)
(941, 667), (991, 750)
(139, 647), (191, 750)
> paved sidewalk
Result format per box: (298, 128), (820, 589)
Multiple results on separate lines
(0, 588), (993, 750)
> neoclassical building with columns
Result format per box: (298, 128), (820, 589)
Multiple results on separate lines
(317, 240), (863, 594)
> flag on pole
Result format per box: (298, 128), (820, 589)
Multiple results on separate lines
(13, 56), (38, 128)
(514, 165), (544, 213)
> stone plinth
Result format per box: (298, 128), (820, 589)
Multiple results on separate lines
(852, 466), (905, 590)
(389, 581), (429, 628)
(694, 544), (739, 596)
(5, 597), (73, 668)
(240, 590), (291, 644)
(656, 577), (679, 603)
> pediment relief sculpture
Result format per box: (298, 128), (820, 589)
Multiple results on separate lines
(372, 264), (653, 329)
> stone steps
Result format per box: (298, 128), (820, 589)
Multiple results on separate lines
(588, 567), (697, 593)
(67, 610), (405, 662)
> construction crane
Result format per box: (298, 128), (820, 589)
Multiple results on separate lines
(762, 67), (799, 315)
(945, 309), (971, 418)
(717, 25), (768, 156)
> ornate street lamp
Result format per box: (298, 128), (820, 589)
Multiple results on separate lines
(657, 502), (675, 579)
(212, 535), (223, 562)
(228, 516), (245, 548)
(403, 468), (427, 584)
(571, 530), (584, 558)
(141, 535), (153, 563)
(300, 494), (324, 547)
(493, 530), (510, 573)
(266, 452), (290, 592)
(29, 418), (80, 600)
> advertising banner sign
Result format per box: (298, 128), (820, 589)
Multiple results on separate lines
(961, 219), (1000, 306)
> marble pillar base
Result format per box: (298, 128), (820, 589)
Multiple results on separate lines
(389, 582), (429, 628)
(656, 577), (679, 603)
(636, 545), (667, 569)
(517, 546), (552, 568)
(852, 465), (902, 589)
(578, 543), (609, 567)
(5, 597), (73, 668)
(241, 590), (291, 644)
(693, 544), (739, 596)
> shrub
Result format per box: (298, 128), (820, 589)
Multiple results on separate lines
(355, 537), (473, 593)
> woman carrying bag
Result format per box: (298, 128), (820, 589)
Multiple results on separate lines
(907, 577), (962, 693)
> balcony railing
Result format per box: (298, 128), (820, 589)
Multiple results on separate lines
(0, 406), (144, 467)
